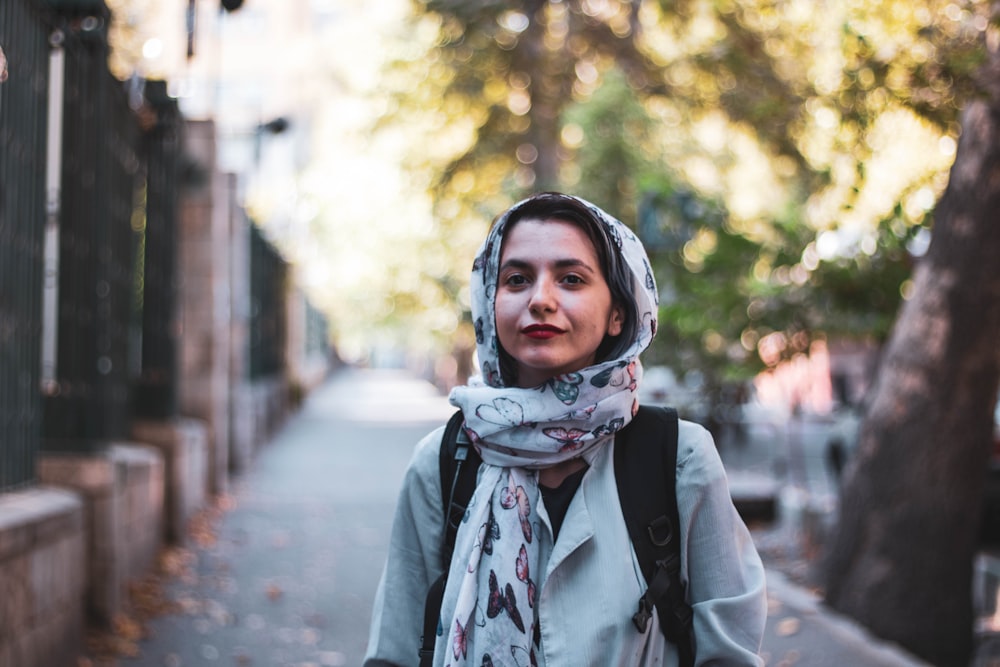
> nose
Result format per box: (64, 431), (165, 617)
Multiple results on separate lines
(528, 278), (557, 313)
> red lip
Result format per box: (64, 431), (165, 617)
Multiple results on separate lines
(522, 324), (564, 340)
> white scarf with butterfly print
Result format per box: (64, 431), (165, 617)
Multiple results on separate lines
(440, 194), (659, 666)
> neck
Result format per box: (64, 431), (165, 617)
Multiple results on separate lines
(538, 458), (587, 488)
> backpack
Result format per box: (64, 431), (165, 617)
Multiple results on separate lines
(419, 405), (695, 667)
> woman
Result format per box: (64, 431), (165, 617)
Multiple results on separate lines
(365, 193), (766, 666)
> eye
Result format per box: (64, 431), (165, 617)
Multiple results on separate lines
(503, 273), (529, 287)
(561, 274), (585, 285)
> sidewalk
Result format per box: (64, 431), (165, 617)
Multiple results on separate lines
(90, 370), (944, 666)
(761, 568), (930, 667)
(719, 411), (994, 667)
(719, 444), (933, 665)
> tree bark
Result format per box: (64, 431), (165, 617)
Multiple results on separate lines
(822, 77), (1000, 666)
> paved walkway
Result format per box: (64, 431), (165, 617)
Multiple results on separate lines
(96, 368), (932, 666)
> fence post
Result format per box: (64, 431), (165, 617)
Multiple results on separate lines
(133, 80), (182, 419)
(0, 0), (52, 491)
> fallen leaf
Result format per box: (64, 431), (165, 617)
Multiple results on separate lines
(775, 617), (800, 637)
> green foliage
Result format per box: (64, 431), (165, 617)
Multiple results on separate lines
(393, 0), (663, 202)
(372, 0), (991, 380)
(650, 193), (768, 382)
(562, 69), (660, 224)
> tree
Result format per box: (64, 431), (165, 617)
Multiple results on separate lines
(823, 22), (1000, 664)
(386, 1), (670, 206)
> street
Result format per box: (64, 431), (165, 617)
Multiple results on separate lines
(102, 368), (927, 667)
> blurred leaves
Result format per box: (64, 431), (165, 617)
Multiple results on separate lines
(79, 498), (232, 666)
(368, 0), (994, 381)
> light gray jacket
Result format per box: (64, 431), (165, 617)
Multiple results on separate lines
(364, 419), (766, 666)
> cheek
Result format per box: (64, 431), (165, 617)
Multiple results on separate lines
(569, 294), (615, 330)
(493, 294), (518, 339)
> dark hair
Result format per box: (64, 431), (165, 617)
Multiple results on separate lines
(494, 192), (639, 385)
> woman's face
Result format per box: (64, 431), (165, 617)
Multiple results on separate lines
(494, 218), (624, 388)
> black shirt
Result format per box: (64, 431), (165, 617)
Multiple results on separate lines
(539, 464), (588, 540)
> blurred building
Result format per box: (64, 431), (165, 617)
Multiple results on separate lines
(139, 0), (392, 252)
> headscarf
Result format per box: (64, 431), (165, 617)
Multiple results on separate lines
(439, 193), (659, 666)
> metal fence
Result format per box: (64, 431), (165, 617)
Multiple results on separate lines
(2, 0), (297, 486)
(0, 0), (52, 489)
(248, 224), (288, 380)
(133, 80), (182, 420)
(40, 3), (141, 450)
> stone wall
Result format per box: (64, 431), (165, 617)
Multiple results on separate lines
(231, 378), (289, 474)
(0, 488), (86, 667)
(131, 419), (209, 544)
(38, 445), (164, 626)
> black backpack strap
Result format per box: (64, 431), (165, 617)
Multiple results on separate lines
(614, 405), (696, 667)
(419, 409), (482, 666)
(419, 575), (446, 666)
(438, 409), (481, 566)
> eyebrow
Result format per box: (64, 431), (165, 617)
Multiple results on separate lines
(498, 258), (599, 273)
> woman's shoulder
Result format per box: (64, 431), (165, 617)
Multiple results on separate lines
(408, 423), (449, 472)
(677, 417), (713, 450)
(395, 422), (452, 505)
(676, 418), (725, 481)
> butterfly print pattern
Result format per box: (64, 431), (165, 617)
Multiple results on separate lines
(516, 544), (537, 609)
(558, 403), (597, 421)
(644, 259), (656, 293)
(591, 417), (625, 439)
(618, 360), (638, 392)
(500, 472), (532, 543)
(477, 515), (500, 557)
(453, 619), (469, 661)
(602, 214), (623, 250)
(487, 570), (525, 633)
(542, 426), (589, 453)
(589, 360), (628, 388)
(476, 397), (537, 430)
(475, 317), (486, 345)
(442, 467), (537, 665)
(545, 373), (583, 405)
(472, 236), (496, 284)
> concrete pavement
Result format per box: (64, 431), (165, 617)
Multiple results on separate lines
(105, 369), (456, 666)
(95, 368), (933, 666)
(761, 570), (928, 667)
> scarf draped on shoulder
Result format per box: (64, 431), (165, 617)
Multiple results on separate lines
(439, 194), (659, 666)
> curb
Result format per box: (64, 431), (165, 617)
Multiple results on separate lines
(765, 568), (931, 667)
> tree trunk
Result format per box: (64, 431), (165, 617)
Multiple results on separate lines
(822, 88), (1000, 665)
(519, 0), (566, 192)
